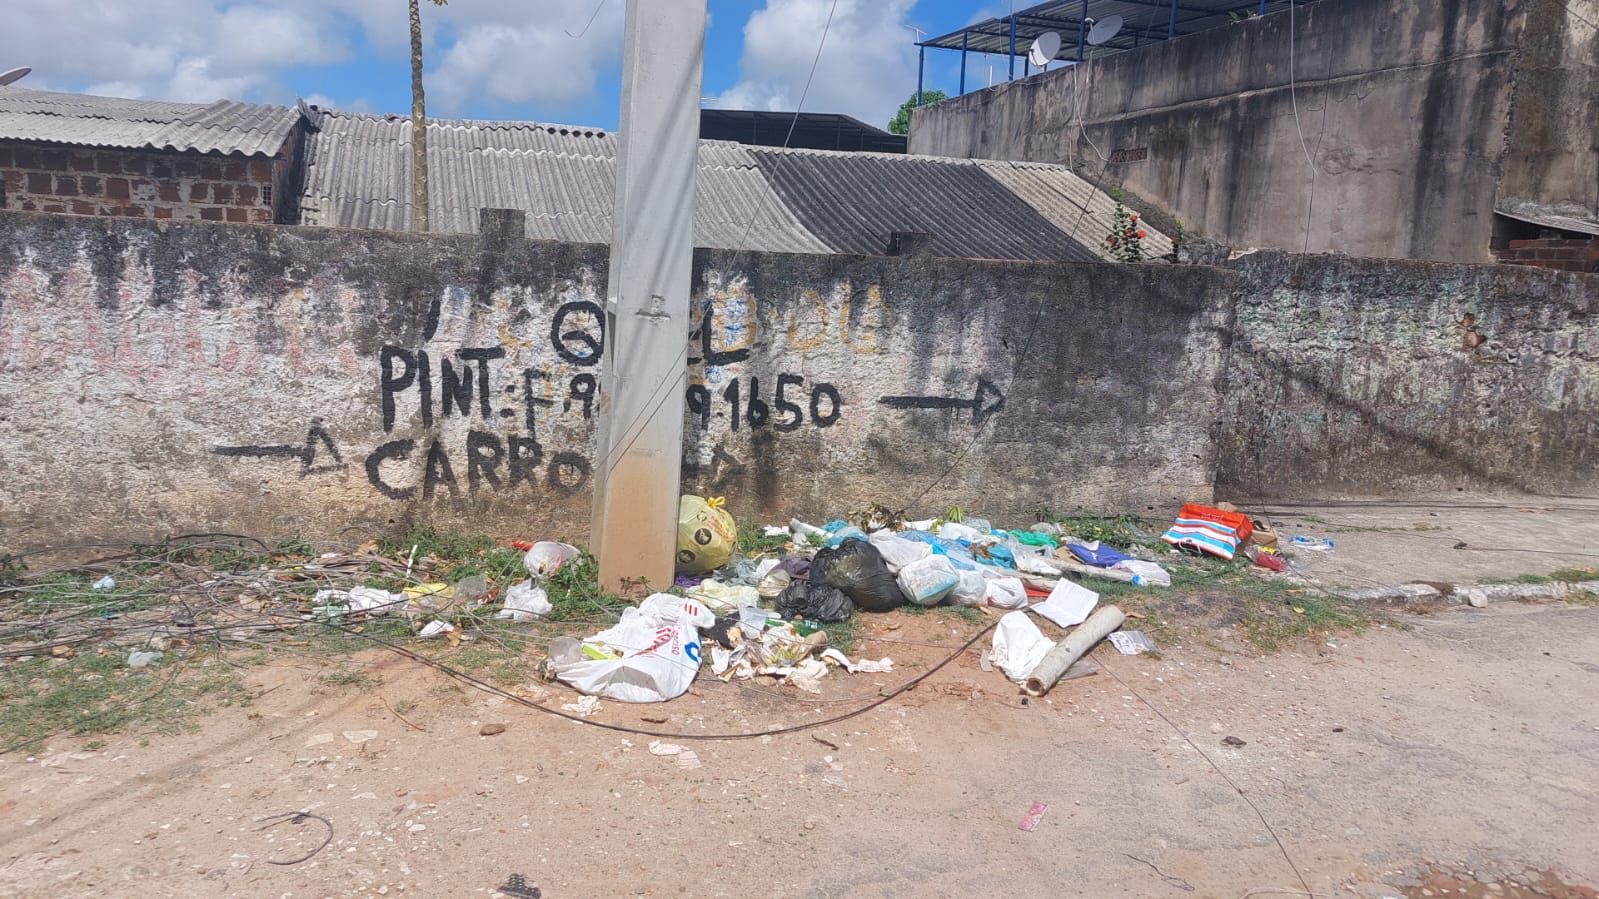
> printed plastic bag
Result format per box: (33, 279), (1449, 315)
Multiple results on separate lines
(523, 541), (581, 577)
(897, 555), (959, 606)
(554, 593), (708, 702)
(677, 495), (738, 573)
(991, 611), (1056, 683)
(869, 531), (932, 573)
(1161, 503), (1254, 560)
(817, 539), (903, 612)
(497, 580), (553, 621)
(1113, 559), (1171, 587)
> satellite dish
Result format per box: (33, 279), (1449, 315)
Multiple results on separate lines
(1087, 15), (1123, 45)
(1027, 31), (1062, 68)
(0, 66), (32, 87)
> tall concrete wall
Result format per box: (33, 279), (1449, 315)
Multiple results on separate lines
(1217, 252), (1599, 498)
(910, 0), (1597, 263)
(0, 212), (1231, 548)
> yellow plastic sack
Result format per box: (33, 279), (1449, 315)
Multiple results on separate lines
(677, 495), (737, 574)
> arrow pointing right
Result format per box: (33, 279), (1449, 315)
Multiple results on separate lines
(877, 378), (1006, 426)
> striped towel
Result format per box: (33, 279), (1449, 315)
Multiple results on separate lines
(1161, 504), (1254, 560)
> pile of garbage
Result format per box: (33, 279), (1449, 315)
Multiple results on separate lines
(312, 498), (1306, 705)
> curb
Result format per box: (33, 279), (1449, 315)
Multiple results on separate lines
(1337, 580), (1599, 606)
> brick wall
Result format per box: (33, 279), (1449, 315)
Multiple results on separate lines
(1493, 237), (1599, 273)
(0, 139), (292, 224)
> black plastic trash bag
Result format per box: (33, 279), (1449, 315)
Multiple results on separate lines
(815, 538), (903, 613)
(776, 578), (853, 622)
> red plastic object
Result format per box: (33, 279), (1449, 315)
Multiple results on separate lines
(1018, 800), (1049, 832)
(510, 540), (533, 552)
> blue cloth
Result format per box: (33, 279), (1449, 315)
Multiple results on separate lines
(1066, 540), (1132, 568)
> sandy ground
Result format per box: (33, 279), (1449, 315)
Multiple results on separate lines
(2, 598), (1596, 898)
(1253, 495), (1599, 587)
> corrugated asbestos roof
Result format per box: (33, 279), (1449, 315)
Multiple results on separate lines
(300, 107), (1166, 262)
(0, 88), (301, 157)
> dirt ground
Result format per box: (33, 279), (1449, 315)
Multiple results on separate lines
(2, 598), (1595, 898)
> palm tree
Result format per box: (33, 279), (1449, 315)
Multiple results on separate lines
(409, 0), (448, 232)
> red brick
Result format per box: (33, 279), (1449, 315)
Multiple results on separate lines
(222, 161), (246, 181)
(1, 171), (21, 192)
(19, 199), (37, 211)
(26, 172), (51, 193)
(70, 153), (95, 172)
(235, 184), (257, 205)
(151, 160), (173, 179)
(105, 178), (130, 199)
(153, 206), (174, 220)
(54, 175), (78, 196)
(212, 183), (233, 204)
(38, 149), (69, 171)
(122, 204), (146, 217)
(225, 206), (248, 223)
(189, 182), (209, 202)
(119, 155), (147, 176)
(199, 160), (222, 180)
(0, 147), (11, 167)
(248, 159), (273, 181)
(70, 200), (95, 215)
(251, 208), (272, 224)
(176, 158), (200, 178)
(12, 147), (38, 168)
(78, 175), (101, 196)
(156, 181), (180, 202)
(42, 202), (65, 213)
(96, 154), (120, 174)
(200, 207), (223, 221)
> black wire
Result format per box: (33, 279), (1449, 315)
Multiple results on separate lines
(255, 811), (334, 865)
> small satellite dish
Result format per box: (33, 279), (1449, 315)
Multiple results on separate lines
(1087, 15), (1123, 45)
(1027, 31), (1062, 68)
(0, 66), (32, 87)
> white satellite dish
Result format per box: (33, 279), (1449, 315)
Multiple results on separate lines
(0, 67), (32, 87)
(1027, 31), (1062, 68)
(1087, 15), (1123, 45)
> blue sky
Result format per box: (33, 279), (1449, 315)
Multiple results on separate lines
(0, 1), (1056, 132)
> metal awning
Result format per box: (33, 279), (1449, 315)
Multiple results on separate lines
(921, 0), (1310, 63)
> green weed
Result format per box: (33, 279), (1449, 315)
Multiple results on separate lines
(320, 667), (382, 689)
(0, 650), (246, 751)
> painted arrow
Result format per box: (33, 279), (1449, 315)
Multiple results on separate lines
(877, 378), (1006, 426)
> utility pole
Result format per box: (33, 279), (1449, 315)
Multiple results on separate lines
(590, 0), (707, 592)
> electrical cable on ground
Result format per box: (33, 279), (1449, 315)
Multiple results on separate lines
(254, 811), (334, 866)
(1092, 648), (1316, 899)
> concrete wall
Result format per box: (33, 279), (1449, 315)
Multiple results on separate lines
(0, 140), (292, 224)
(0, 211), (1231, 548)
(910, 0), (1598, 264)
(1217, 252), (1599, 498)
(1497, 0), (1599, 221)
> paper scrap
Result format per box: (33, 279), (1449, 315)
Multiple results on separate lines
(1030, 579), (1100, 628)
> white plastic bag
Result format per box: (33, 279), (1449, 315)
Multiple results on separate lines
(1031, 579), (1099, 627)
(497, 579), (553, 621)
(314, 586), (405, 615)
(896, 555), (959, 606)
(937, 521), (982, 543)
(982, 576), (1028, 610)
(555, 594), (707, 702)
(523, 541), (580, 577)
(869, 531), (932, 573)
(1113, 559), (1172, 587)
(946, 568), (990, 606)
(991, 611), (1056, 683)
(687, 578), (759, 612)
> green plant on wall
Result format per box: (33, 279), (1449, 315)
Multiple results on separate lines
(1104, 189), (1148, 262)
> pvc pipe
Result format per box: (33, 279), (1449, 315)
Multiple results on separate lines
(1023, 604), (1126, 696)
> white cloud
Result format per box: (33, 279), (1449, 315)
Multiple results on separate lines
(711, 0), (920, 128)
(0, 0), (621, 113)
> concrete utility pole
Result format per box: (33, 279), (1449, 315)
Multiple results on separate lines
(591, 0), (707, 592)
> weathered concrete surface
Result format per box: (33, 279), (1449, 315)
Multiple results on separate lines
(1217, 252), (1599, 498)
(910, 0), (1598, 263)
(0, 211), (1231, 547)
